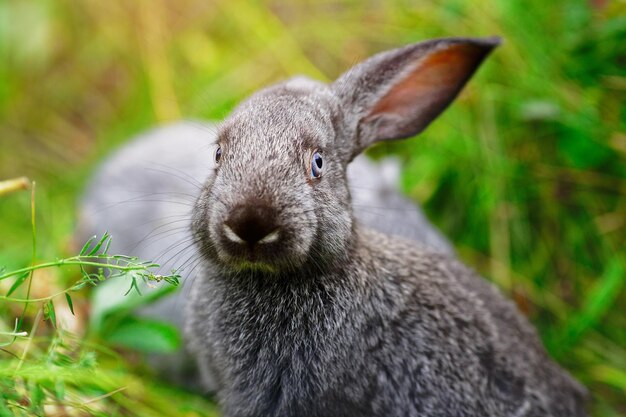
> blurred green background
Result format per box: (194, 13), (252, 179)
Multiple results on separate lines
(1, 0), (625, 415)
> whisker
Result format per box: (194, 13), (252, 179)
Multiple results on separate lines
(131, 223), (193, 253)
(144, 163), (205, 190)
(155, 237), (198, 267)
(96, 197), (196, 214)
(132, 213), (194, 230)
(139, 235), (195, 268)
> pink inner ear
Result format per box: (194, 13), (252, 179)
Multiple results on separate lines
(366, 43), (488, 140)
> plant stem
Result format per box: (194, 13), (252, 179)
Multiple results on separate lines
(0, 258), (157, 281)
(2, 288), (75, 303)
(18, 181), (36, 336)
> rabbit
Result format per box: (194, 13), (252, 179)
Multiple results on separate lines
(77, 121), (454, 389)
(185, 36), (588, 417)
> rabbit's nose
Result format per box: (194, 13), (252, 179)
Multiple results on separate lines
(224, 204), (280, 245)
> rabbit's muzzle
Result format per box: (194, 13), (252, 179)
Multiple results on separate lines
(215, 201), (292, 271)
(224, 203), (280, 247)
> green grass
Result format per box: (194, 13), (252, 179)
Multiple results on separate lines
(1, 0), (625, 415)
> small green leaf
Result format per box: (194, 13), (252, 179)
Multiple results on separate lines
(79, 235), (97, 256)
(43, 300), (56, 328)
(65, 293), (75, 315)
(106, 317), (181, 353)
(6, 272), (29, 296)
(102, 233), (112, 255)
(88, 232), (110, 256)
(163, 273), (181, 286)
(125, 276), (143, 296)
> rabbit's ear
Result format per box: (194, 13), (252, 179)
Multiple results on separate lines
(332, 37), (500, 160)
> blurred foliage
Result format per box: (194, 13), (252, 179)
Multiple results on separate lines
(0, 0), (625, 415)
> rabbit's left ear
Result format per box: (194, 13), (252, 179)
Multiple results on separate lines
(332, 37), (500, 160)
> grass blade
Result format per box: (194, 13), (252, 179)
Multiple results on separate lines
(552, 258), (625, 357)
(6, 272), (29, 297)
(65, 293), (75, 316)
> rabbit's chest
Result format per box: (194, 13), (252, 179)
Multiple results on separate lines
(214, 294), (341, 374)
(204, 282), (370, 416)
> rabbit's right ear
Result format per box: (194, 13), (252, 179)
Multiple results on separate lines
(332, 37), (500, 161)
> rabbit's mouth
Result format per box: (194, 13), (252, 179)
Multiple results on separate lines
(224, 259), (278, 273)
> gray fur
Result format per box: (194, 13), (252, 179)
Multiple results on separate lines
(184, 37), (588, 417)
(77, 122), (452, 388)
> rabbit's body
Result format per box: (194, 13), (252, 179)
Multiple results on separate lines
(185, 37), (588, 416)
(188, 227), (586, 417)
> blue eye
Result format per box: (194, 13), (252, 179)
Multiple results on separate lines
(215, 146), (222, 164)
(311, 151), (323, 179)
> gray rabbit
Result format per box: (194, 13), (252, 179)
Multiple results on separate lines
(78, 121), (453, 390)
(183, 37), (588, 417)
(80, 92), (457, 393)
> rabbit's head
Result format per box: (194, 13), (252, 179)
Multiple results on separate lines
(193, 37), (499, 273)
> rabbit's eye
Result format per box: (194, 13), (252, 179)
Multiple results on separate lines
(310, 151), (323, 179)
(214, 146), (222, 164)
